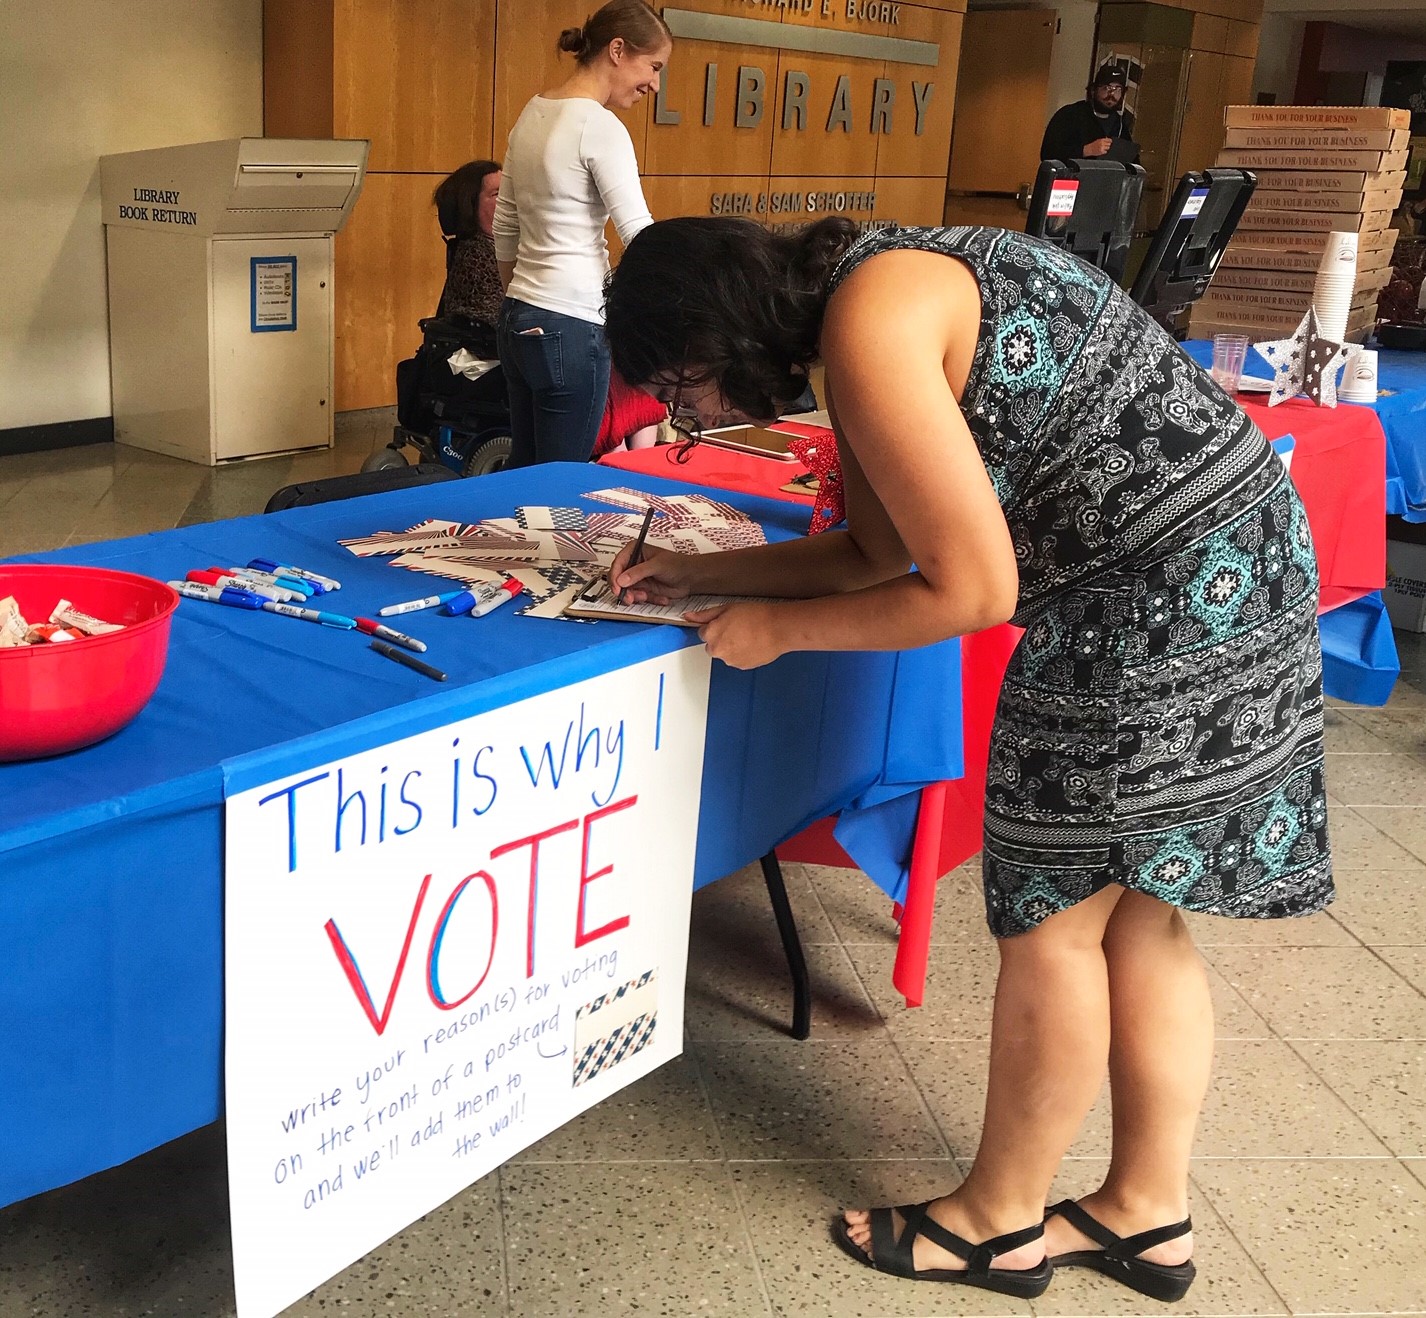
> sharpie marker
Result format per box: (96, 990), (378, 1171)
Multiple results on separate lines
(224, 565), (316, 596)
(354, 617), (427, 652)
(470, 578), (522, 618)
(262, 601), (356, 629)
(442, 579), (520, 617)
(369, 639), (447, 682)
(168, 580), (266, 610)
(248, 559), (340, 592)
(378, 590), (466, 617)
(186, 569), (303, 604)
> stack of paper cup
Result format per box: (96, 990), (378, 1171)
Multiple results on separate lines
(1312, 231), (1358, 343)
(1338, 347), (1378, 404)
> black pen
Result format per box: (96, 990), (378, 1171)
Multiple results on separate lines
(618, 506), (656, 604)
(369, 638), (447, 682)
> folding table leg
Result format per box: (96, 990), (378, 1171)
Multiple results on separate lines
(759, 851), (812, 1040)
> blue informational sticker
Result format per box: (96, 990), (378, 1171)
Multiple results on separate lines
(1182, 187), (1210, 219)
(251, 256), (297, 333)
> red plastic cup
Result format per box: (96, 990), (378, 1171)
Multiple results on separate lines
(0, 565), (180, 761)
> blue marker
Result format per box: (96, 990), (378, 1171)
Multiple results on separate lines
(227, 566), (316, 596)
(248, 559), (341, 592)
(169, 581), (266, 610)
(262, 601), (356, 629)
(440, 589), (482, 616)
(445, 579), (519, 617)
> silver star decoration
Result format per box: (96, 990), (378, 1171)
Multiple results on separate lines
(1255, 306), (1348, 408)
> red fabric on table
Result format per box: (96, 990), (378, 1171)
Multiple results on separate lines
(591, 372), (671, 459)
(600, 440), (815, 504)
(1235, 396), (1386, 613)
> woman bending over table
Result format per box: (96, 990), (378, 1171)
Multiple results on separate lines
(603, 218), (1333, 1302)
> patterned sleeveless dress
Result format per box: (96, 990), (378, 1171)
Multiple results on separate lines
(828, 227), (1334, 937)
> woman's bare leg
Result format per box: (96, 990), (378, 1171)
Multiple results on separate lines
(843, 884), (1122, 1272)
(1042, 891), (1213, 1265)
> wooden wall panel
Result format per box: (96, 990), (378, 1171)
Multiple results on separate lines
(640, 173), (772, 229)
(779, 175), (876, 226)
(270, 0), (969, 406)
(1176, 50), (1225, 175)
(945, 8), (1049, 192)
(264, 0), (335, 139)
(335, 0), (496, 172)
(875, 6), (959, 178)
(1225, 20), (1259, 60)
(334, 173), (447, 411)
(641, 0), (780, 175)
(766, 50), (887, 177)
(942, 193), (1023, 229)
(1219, 55), (1254, 117)
(1105, 0), (1260, 17)
(493, 0), (646, 161)
(644, 38), (777, 176)
(871, 175), (946, 227)
(774, 2), (957, 179)
(1190, 13), (1230, 54)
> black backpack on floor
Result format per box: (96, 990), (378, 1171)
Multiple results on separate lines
(264, 463), (460, 513)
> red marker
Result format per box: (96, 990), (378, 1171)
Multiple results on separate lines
(354, 617), (427, 652)
(470, 578), (523, 618)
(185, 569), (303, 603)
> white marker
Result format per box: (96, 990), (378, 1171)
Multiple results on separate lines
(378, 590), (466, 617)
(470, 579), (523, 618)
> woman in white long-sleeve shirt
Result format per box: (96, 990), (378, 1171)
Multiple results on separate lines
(492, 0), (672, 469)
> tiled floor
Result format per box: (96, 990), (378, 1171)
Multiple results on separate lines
(2, 429), (1424, 1317)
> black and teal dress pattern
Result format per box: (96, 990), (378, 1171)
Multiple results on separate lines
(828, 226), (1333, 937)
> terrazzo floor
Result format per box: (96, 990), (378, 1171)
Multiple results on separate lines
(2, 417), (1423, 1316)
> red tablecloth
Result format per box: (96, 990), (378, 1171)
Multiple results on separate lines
(603, 444), (820, 504)
(1234, 395), (1386, 612)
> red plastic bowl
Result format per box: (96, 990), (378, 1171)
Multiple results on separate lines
(0, 564), (180, 761)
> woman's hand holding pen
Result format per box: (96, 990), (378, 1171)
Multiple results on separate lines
(608, 542), (694, 604)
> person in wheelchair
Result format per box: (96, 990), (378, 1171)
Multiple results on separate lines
(433, 159), (503, 332)
(369, 162), (513, 476)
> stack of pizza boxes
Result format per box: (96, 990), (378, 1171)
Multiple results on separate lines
(1190, 105), (1409, 344)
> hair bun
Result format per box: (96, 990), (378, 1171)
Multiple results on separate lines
(557, 24), (588, 54)
(791, 216), (859, 284)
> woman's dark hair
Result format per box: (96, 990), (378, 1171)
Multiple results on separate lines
(558, 0), (671, 66)
(433, 159), (500, 238)
(604, 216), (860, 420)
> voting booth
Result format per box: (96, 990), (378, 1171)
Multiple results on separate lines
(100, 139), (369, 465)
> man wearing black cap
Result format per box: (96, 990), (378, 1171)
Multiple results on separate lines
(1040, 64), (1140, 164)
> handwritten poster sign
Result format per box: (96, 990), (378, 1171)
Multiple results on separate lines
(224, 648), (711, 1318)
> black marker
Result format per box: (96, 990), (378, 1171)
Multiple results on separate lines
(618, 506), (656, 605)
(369, 638), (447, 682)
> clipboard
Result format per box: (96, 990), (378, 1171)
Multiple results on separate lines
(562, 576), (773, 625)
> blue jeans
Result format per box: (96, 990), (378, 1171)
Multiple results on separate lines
(497, 298), (610, 468)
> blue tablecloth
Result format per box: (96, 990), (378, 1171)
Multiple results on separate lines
(1372, 345), (1426, 523)
(0, 464), (962, 1207)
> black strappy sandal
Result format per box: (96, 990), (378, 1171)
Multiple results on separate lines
(1047, 1199), (1196, 1303)
(832, 1203), (1053, 1297)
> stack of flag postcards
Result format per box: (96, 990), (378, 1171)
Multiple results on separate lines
(339, 487), (767, 619)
